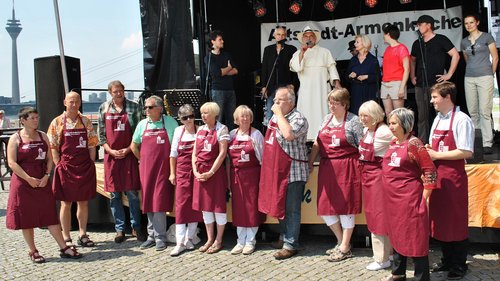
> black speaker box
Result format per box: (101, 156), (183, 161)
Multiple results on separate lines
(34, 56), (81, 133)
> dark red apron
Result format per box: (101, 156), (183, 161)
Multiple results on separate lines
(258, 119), (292, 219)
(317, 113), (361, 215)
(429, 107), (468, 242)
(192, 126), (227, 213)
(139, 118), (174, 212)
(7, 132), (59, 229)
(103, 104), (140, 192)
(382, 137), (429, 257)
(359, 124), (387, 235)
(174, 127), (202, 224)
(229, 129), (263, 227)
(53, 114), (96, 201)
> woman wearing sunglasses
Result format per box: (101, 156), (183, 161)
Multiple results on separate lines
(168, 104), (203, 256)
(461, 14), (498, 154)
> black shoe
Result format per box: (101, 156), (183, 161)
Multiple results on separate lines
(431, 262), (450, 272)
(447, 267), (466, 280)
(132, 229), (147, 242)
(483, 147), (493, 154)
(114, 231), (125, 243)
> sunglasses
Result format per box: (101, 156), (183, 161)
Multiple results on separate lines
(470, 44), (475, 56)
(180, 114), (195, 121)
(143, 105), (158, 110)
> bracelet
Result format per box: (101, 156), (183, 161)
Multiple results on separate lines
(209, 170), (215, 176)
(45, 173), (50, 176)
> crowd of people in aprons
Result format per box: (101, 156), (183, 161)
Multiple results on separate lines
(6, 79), (473, 281)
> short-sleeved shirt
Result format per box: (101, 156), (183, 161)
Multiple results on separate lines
(97, 99), (142, 146)
(362, 124), (394, 157)
(429, 107), (475, 153)
(132, 115), (177, 144)
(170, 125), (197, 158)
(461, 32), (496, 77)
(382, 43), (410, 82)
(316, 112), (364, 148)
(196, 121), (230, 142)
(47, 112), (98, 150)
(270, 108), (309, 183)
(411, 34), (455, 87)
(229, 128), (264, 164)
(204, 51), (236, 91)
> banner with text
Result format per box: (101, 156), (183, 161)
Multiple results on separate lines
(261, 6), (463, 61)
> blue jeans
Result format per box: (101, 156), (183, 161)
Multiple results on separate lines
(211, 90), (236, 130)
(278, 181), (305, 250)
(264, 93), (275, 125)
(110, 191), (141, 232)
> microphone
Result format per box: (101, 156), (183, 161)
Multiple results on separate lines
(306, 41), (313, 47)
(277, 39), (287, 44)
(416, 29), (423, 39)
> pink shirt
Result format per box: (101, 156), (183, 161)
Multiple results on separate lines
(382, 44), (409, 82)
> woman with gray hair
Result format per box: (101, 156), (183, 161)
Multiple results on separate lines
(228, 105), (264, 255)
(358, 100), (394, 271)
(168, 104), (203, 256)
(381, 108), (437, 281)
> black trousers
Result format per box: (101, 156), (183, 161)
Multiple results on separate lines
(392, 250), (430, 281)
(438, 239), (469, 271)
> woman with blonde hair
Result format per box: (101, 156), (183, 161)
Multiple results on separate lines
(192, 102), (229, 254)
(346, 34), (381, 115)
(358, 101), (393, 270)
(228, 105), (264, 255)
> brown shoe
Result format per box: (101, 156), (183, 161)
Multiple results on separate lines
(114, 231), (125, 243)
(273, 248), (298, 260)
(271, 239), (284, 249)
(132, 229), (147, 242)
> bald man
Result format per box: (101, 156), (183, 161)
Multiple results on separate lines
(47, 91), (98, 248)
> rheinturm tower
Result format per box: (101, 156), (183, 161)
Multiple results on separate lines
(5, 1), (22, 104)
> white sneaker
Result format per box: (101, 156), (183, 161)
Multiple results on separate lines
(242, 245), (255, 255)
(185, 240), (195, 250)
(231, 244), (244, 255)
(170, 245), (186, 257)
(366, 260), (391, 271)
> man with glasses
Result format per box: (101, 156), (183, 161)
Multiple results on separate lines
(259, 86), (309, 260)
(410, 15), (459, 143)
(97, 80), (145, 243)
(261, 26), (298, 124)
(130, 95), (177, 251)
(290, 26), (341, 140)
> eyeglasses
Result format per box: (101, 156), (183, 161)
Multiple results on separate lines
(180, 114), (195, 121)
(143, 105), (157, 110)
(470, 44), (475, 56)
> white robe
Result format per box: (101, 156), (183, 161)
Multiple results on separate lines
(290, 45), (339, 140)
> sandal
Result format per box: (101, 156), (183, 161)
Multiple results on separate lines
(206, 243), (223, 254)
(198, 242), (213, 253)
(327, 249), (353, 262)
(64, 238), (76, 249)
(77, 234), (95, 247)
(28, 249), (46, 264)
(60, 246), (83, 259)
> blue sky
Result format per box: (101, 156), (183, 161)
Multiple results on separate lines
(0, 0), (144, 102)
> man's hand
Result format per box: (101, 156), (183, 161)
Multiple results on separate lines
(435, 73), (452, 83)
(271, 103), (283, 117)
(261, 87), (268, 99)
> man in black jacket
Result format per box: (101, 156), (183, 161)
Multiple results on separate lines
(261, 26), (298, 124)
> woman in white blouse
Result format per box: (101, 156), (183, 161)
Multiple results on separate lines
(358, 100), (394, 270)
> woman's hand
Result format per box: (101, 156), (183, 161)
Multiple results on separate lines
(169, 173), (176, 186)
(348, 72), (357, 79)
(39, 174), (49, 188)
(27, 177), (41, 188)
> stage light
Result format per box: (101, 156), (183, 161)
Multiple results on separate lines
(399, 0), (412, 3)
(365, 0), (378, 8)
(253, 1), (267, 17)
(289, 0), (302, 15)
(324, 0), (339, 12)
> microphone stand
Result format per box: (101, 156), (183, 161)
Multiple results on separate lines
(205, 49), (212, 100)
(417, 32), (429, 94)
(263, 42), (284, 100)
